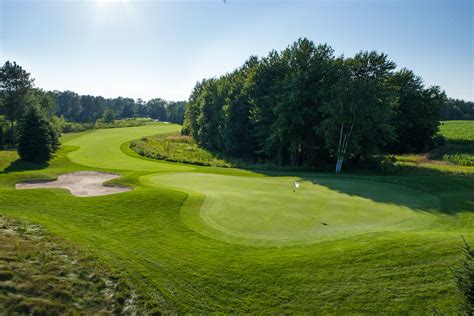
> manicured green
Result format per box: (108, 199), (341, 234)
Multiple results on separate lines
(0, 123), (473, 313)
(148, 172), (439, 246)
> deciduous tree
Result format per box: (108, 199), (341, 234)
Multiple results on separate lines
(0, 61), (35, 147)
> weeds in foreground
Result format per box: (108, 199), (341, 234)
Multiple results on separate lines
(0, 215), (140, 315)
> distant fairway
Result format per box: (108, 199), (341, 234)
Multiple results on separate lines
(66, 123), (193, 171)
(1, 123), (473, 313)
(150, 173), (440, 245)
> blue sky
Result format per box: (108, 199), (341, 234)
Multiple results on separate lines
(1, 0), (472, 101)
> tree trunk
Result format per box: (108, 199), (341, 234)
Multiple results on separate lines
(335, 123), (353, 174)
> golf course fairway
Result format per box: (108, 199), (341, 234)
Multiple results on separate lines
(66, 123), (193, 171)
(1, 123), (473, 313)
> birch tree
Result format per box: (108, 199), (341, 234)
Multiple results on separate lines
(320, 52), (396, 173)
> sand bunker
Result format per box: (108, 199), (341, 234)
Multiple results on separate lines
(16, 171), (131, 197)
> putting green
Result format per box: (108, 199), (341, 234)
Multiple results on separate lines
(147, 172), (441, 245)
(65, 124), (193, 171)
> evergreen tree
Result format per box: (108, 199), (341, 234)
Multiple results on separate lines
(18, 107), (57, 163)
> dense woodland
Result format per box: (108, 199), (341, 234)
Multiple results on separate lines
(51, 91), (187, 124)
(183, 38), (450, 170)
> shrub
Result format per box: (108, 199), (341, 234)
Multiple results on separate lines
(102, 109), (115, 124)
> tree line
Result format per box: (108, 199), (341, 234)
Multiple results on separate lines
(51, 91), (187, 124)
(441, 98), (474, 120)
(183, 38), (446, 171)
(0, 61), (187, 150)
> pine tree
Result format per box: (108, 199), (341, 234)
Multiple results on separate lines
(453, 237), (474, 314)
(18, 107), (57, 163)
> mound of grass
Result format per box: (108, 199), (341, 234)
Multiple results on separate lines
(131, 133), (232, 167)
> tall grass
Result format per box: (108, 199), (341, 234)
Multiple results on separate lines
(130, 133), (232, 167)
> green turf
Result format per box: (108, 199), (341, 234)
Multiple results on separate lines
(439, 120), (474, 143)
(147, 172), (440, 246)
(0, 122), (473, 313)
(66, 123), (193, 171)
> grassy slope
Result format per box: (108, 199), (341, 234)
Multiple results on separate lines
(0, 123), (473, 313)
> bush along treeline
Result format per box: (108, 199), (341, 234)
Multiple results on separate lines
(183, 38), (447, 172)
(0, 60), (187, 149)
(441, 98), (474, 120)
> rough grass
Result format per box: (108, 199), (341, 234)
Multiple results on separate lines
(0, 123), (473, 313)
(130, 133), (232, 167)
(0, 216), (134, 314)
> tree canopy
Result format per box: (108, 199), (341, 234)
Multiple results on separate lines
(183, 38), (447, 171)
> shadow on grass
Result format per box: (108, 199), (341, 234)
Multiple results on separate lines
(248, 166), (474, 215)
(1, 158), (49, 174)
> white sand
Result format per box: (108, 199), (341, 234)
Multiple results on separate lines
(16, 171), (131, 197)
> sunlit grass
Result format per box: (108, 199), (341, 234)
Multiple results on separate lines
(0, 124), (473, 313)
